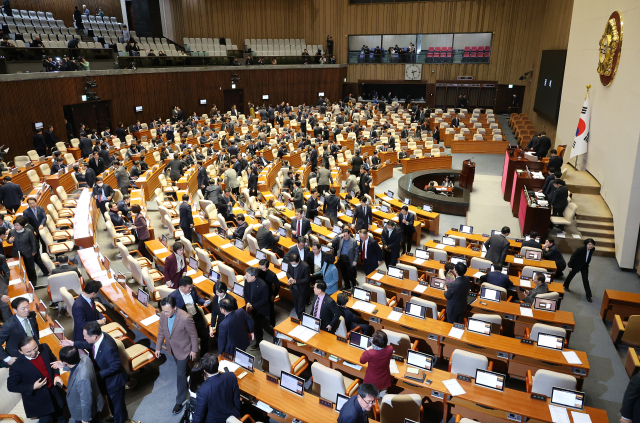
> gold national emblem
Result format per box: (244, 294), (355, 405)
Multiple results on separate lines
(597, 11), (623, 86)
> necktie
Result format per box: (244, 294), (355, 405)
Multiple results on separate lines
(92, 344), (96, 358)
(297, 221), (301, 236)
(91, 299), (96, 311)
(313, 298), (320, 318)
(362, 241), (367, 260)
(23, 318), (32, 337)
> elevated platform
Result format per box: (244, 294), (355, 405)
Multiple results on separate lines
(563, 164), (602, 195)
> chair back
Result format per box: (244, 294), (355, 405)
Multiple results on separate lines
(217, 262), (237, 287)
(0, 368), (21, 414)
(409, 297), (438, 320)
(520, 246), (542, 257)
(41, 253), (56, 273)
(261, 249), (281, 266)
(448, 235), (467, 248)
(450, 349), (488, 377)
(48, 272), (81, 303)
(531, 369), (576, 397)
(381, 329), (412, 359)
(27, 150), (40, 161)
(60, 287), (75, 318)
(56, 186), (69, 201)
(521, 266), (547, 279)
(395, 263), (418, 281)
(469, 257), (492, 270)
(56, 142), (67, 152)
(259, 341), (292, 378)
(179, 236), (194, 258)
(127, 255), (144, 284)
(246, 234), (259, 255)
(362, 283), (386, 305)
(195, 248), (213, 274)
(113, 337), (134, 374)
(311, 362), (346, 401)
(40, 163), (51, 176)
(537, 292), (560, 302)
(471, 313), (502, 334)
(379, 394), (422, 423)
(622, 316), (640, 347)
(427, 248), (447, 262)
(530, 323), (566, 341)
(563, 203), (578, 222)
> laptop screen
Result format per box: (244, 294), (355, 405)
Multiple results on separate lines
(302, 313), (320, 332)
(475, 369), (505, 391)
(233, 283), (244, 297)
(256, 250), (266, 260)
(550, 387), (585, 410)
(234, 348), (254, 372)
(442, 236), (457, 247)
(537, 332), (565, 350)
(491, 230), (501, 236)
(280, 371), (305, 397)
(380, 205), (390, 213)
(278, 227), (287, 237)
(542, 272), (553, 282)
(235, 239), (244, 249)
(346, 209), (354, 217)
(208, 270), (221, 283)
(189, 257), (198, 270)
(467, 318), (491, 335)
(525, 250), (542, 261)
(460, 225), (473, 234)
(423, 205), (433, 212)
(218, 228), (227, 239)
(313, 217), (322, 226)
(406, 350), (434, 371)
(353, 287), (371, 302)
(136, 289), (149, 307)
(415, 249), (430, 260)
(332, 225), (341, 234)
(405, 302), (426, 319)
(430, 277), (446, 290)
(281, 262), (288, 272)
(387, 266), (404, 279)
(335, 394), (349, 413)
(480, 287), (501, 302)
(534, 297), (557, 312)
(161, 234), (168, 246)
(349, 332), (372, 350)
(52, 320), (65, 342)
(387, 191), (394, 198)
(404, 198), (410, 205)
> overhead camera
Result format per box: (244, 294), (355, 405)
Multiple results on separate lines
(84, 78), (97, 88)
(518, 70), (533, 81)
(84, 87), (100, 101)
(231, 73), (241, 83)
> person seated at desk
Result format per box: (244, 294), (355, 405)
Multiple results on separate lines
(522, 231), (542, 249)
(117, 194), (132, 221)
(232, 214), (248, 240)
(108, 202), (126, 226)
(543, 238), (566, 277)
(255, 220), (282, 256)
(479, 264), (515, 298)
(523, 273), (548, 304)
(338, 383), (379, 423)
(191, 353), (242, 423)
(398, 147), (409, 160)
(442, 175), (454, 188)
(360, 330), (393, 395)
(336, 292), (370, 334)
(426, 181), (437, 193)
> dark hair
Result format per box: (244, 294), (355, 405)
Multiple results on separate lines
(554, 170), (562, 178)
(288, 252), (300, 263)
(315, 281), (327, 292)
(529, 231), (538, 239)
(245, 267), (258, 277)
(14, 216), (28, 227)
(337, 292), (349, 306)
(18, 336), (35, 350)
(454, 262), (467, 275)
(201, 353), (219, 374)
(182, 194), (189, 201)
(214, 281), (227, 294)
(84, 279), (102, 294)
(258, 259), (269, 268)
(296, 235), (307, 245)
(444, 262), (455, 272)
(553, 179), (565, 186)
(160, 296), (177, 308)
(220, 298), (235, 312)
(493, 263), (503, 271)
(401, 205), (408, 211)
(11, 297), (29, 310)
(550, 149), (557, 155)
(372, 330), (388, 348)
(83, 321), (102, 337)
(535, 273), (546, 283)
(27, 197), (37, 203)
(57, 254), (69, 263)
(59, 346), (81, 365)
(173, 241), (183, 253)
(584, 238), (596, 246)
(131, 204), (142, 214)
(236, 214), (245, 222)
(501, 226), (510, 235)
(179, 276), (193, 287)
(546, 238), (555, 245)
(358, 383), (379, 399)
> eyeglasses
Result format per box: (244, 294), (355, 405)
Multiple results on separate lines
(362, 397), (376, 405)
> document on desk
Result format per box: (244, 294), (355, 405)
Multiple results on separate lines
(186, 269), (198, 276)
(140, 314), (160, 326)
(337, 212), (345, 217)
(387, 310), (402, 322)
(153, 247), (169, 254)
(325, 232), (337, 239)
(374, 228), (383, 234)
(8, 261), (19, 267)
(288, 325), (316, 342)
(570, 411), (592, 423)
(472, 272), (485, 278)
(247, 259), (260, 266)
(414, 284), (427, 293)
(370, 272), (384, 281)
(389, 359), (399, 374)
(513, 258), (524, 264)
(435, 243), (446, 249)
(442, 379), (466, 396)
(413, 258), (425, 265)
(219, 361), (241, 373)
(520, 307), (534, 317)
(562, 351), (583, 365)
(276, 271), (287, 279)
(193, 275), (208, 284)
(556, 232), (566, 238)
(572, 234), (582, 239)
(548, 405), (570, 423)
(220, 243), (233, 249)
(382, 196), (392, 202)
(8, 278), (22, 285)
(447, 327), (464, 339)
(39, 328), (53, 338)
(353, 300), (376, 313)
(255, 401), (274, 413)
(519, 279), (532, 288)
(10, 293), (33, 303)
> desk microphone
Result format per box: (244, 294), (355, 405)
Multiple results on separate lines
(468, 157), (474, 163)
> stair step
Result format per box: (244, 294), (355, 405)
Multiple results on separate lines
(576, 227), (615, 238)
(575, 219), (614, 230)
(585, 236), (615, 248)
(594, 246), (616, 257)
(575, 214), (613, 223)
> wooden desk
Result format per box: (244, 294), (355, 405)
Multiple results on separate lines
(72, 188), (99, 249)
(450, 139), (509, 155)
(501, 149), (545, 202)
(444, 229), (524, 250)
(283, 149), (304, 168)
(45, 171), (76, 194)
(510, 171), (546, 217)
(600, 289), (640, 323)
(371, 163), (394, 186)
(400, 156), (453, 174)
(375, 193), (440, 236)
(518, 189), (551, 239)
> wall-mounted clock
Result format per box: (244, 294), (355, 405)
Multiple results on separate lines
(405, 64), (422, 81)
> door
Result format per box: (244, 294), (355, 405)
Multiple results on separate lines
(224, 89), (244, 115)
(63, 100), (111, 138)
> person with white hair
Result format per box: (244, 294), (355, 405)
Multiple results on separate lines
(255, 219), (282, 256)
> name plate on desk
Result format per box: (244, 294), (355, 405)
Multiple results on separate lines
(428, 334), (439, 342)
(393, 307), (404, 313)
(456, 374), (472, 383)
(515, 254), (523, 258)
(266, 374), (279, 384)
(453, 323), (465, 330)
(503, 314), (514, 320)
(482, 234), (490, 238)
(419, 281), (428, 286)
(530, 393), (547, 401)
(507, 413), (523, 422)
(521, 339), (534, 345)
(336, 336), (347, 343)
(520, 302), (532, 308)
(515, 238), (524, 243)
(401, 290), (410, 295)
(471, 247), (480, 251)
(440, 260), (447, 264)
(290, 317), (300, 324)
(572, 367), (587, 376)
(497, 351), (510, 359)
(221, 352), (233, 361)
(451, 228), (459, 231)
(372, 281), (381, 286)
(406, 252), (413, 257)
(319, 399), (333, 409)
(392, 354), (404, 362)
(431, 391), (445, 400)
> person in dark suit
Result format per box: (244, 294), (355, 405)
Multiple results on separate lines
(547, 149), (563, 172)
(359, 168), (372, 198)
(243, 267), (273, 349)
(217, 298), (255, 356)
(92, 177), (114, 217)
(71, 279), (106, 342)
(621, 371), (640, 423)
(564, 238), (595, 302)
(164, 241), (186, 289)
(336, 292), (370, 334)
(338, 383), (378, 423)
(536, 131), (551, 158)
(398, 205), (416, 254)
(433, 127), (440, 143)
(286, 252), (311, 319)
(444, 262), (470, 323)
(178, 194), (194, 241)
(308, 145), (318, 171)
(207, 282), (238, 335)
(542, 238), (566, 277)
(115, 122), (127, 141)
(167, 157), (185, 182)
(331, 228), (359, 290)
(0, 176), (24, 212)
(24, 197), (47, 251)
(57, 346), (105, 423)
(305, 189), (320, 220)
(32, 129), (47, 157)
(61, 322), (130, 423)
(483, 226), (510, 265)
(109, 202), (126, 226)
(0, 253), (11, 322)
(479, 264), (514, 292)
(7, 338), (66, 422)
(451, 116), (460, 128)
(541, 170), (562, 198)
(522, 231), (542, 249)
(79, 136), (93, 158)
(286, 236), (313, 270)
(88, 151), (106, 175)
(381, 220), (402, 268)
(350, 151), (363, 175)
(196, 161), (208, 190)
(290, 209), (311, 238)
(292, 181), (304, 210)
(258, 259), (281, 326)
(0, 297), (40, 366)
(232, 214), (248, 240)
(310, 281), (340, 333)
(353, 197), (372, 231)
(44, 125), (59, 153)
(169, 277), (212, 355)
(191, 354), (241, 423)
(526, 133), (540, 150)
(550, 180), (569, 217)
(255, 221), (281, 255)
(359, 229), (382, 276)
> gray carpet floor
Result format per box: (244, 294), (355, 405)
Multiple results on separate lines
(35, 115), (635, 422)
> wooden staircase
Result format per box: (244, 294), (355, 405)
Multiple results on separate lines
(575, 215), (615, 257)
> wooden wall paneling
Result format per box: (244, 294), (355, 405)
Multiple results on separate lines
(8, 0), (123, 29)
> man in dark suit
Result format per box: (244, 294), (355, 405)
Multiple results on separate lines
(547, 149), (563, 172)
(444, 262), (470, 323)
(350, 151), (363, 175)
(168, 157), (185, 182)
(0, 176), (24, 213)
(61, 322), (130, 423)
(258, 259), (281, 326)
(479, 264), (514, 292)
(286, 236), (314, 272)
(217, 298), (255, 356)
(522, 231), (542, 249)
(621, 372), (640, 423)
(381, 220), (403, 268)
(79, 135), (93, 158)
(7, 338), (66, 422)
(338, 383), (378, 423)
(353, 197), (372, 231)
(0, 253), (10, 322)
(191, 354), (242, 423)
(358, 229), (383, 276)
(115, 122), (127, 141)
(535, 131), (551, 158)
(291, 209), (311, 238)
(398, 205), (416, 254)
(178, 194), (194, 241)
(564, 238), (595, 302)
(243, 267), (273, 349)
(451, 116), (460, 128)
(88, 151), (106, 175)
(92, 177), (114, 217)
(308, 145), (318, 171)
(323, 187), (341, 225)
(44, 125), (59, 153)
(550, 179), (569, 217)
(483, 226), (510, 265)
(331, 228), (359, 290)
(0, 297), (40, 366)
(542, 238), (566, 277)
(232, 214), (248, 240)
(32, 129), (47, 157)
(169, 277), (211, 355)
(310, 281), (340, 333)
(196, 161), (208, 190)
(286, 252), (311, 319)
(71, 279), (106, 341)
(359, 168), (372, 198)
(306, 189), (320, 220)
(255, 221), (281, 254)
(208, 282), (237, 336)
(24, 197), (47, 252)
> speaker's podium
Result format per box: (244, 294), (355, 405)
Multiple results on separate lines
(460, 160), (475, 191)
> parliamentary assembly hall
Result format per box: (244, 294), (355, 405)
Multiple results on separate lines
(0, 0), (638, 422)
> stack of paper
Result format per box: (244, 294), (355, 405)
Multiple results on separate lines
(247, 259), (260, 266)
(443, 379), (466, 396)
(513, 258), (524, 264)
(343, 361), (363, 371)
(473, 272), (485, 278)
(447, 327), (464, 339)
(570, 411), (592, 423)
(220, 243), (233, 249)
(562, 351), (582, 365)
(520, 307), (534, 317)
(414, 284), (427, 293)
(255, 401), (274, 413)
(288, 325), (317, 342)
(276, 271), (287, 279)
(185, 269), (198, 276)
(352, 301), (376, 313)
(219, 361), (241, 372)
(387, 311), (402, 322)
(435, 243), (446, 249)
(413, 258), (425, 265)
(39, 328), (53, 338)
(548, 405), (570, 423)
(389, 359), (399, 374)
(153, 247), (169, 254)
(520, 279), (532, 288)
(370, 272), (384, 281)
(140, 314), (160, 326)
(193, 275), (208, 284)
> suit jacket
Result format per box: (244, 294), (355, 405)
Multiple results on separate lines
(191, 372), (241, 423)
(536, 136), (551, 158)
(485, 271), (513, 290)
(32, 134), (46, 152)
(7, 343), (63, 418)
(233, 221), (248, 240)
(88, 156), (106, 175)
(444, 276), (470, 318)
(44, 130), (59, 148)
(179, 201), (194, 229)
(292, 187), (304, 208)
(483, 234), (510, 265)
(360, 345), (394, 390)
(359, 172), (371, 195)
(156, 308), (199, 360)
(92, 184), (114, 203)
(115, 127), (126, 141)
(168, 159), (184, 180)
(286, 260), (310, 290)
(0, 312), (40, 361)
(291, 216), (311, 238)
(286, 244), (313, 271)
(169, 286), (207, 311)
(114, 166), (129, 189)
(0, 182), (24, 207)
(353, 204), (372, 230)
(217, 308), (255, 355)
(381, 227), (403, 262)
(75, 332), (128, 394)
(255, 226), (278, 250)
(567, 245), (594, 272)
(550, 185), (569, 212)
(208, 294), (237, 329)
(23, 206), (46, 229)
(621, 372), (640, 422)
(311, 294), (340, 332)
(398, 212), (415, 233)
(72, 295), (104, 342)
(244, 277), (270, 318)
(548, 155), (563, 172)
(79, 137), (93, 158)
(164, 253), (185, 288)
(306, 196), (319, 218)
(543, 244), (566, 272)
(351, 155), (363, 174)
(338, 394), (369, 423)
(66, 355), (105, 422)
(197, 166), (208, 188)
(522, 239), (542, 249)
(360, 237), (383, 275)
(331, 236), (358, 263)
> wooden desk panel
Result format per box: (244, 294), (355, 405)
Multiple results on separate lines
(283, 150), (304, 168)
(600, 289), (640, 322)
(510, 171), (546, 217)
(450, 140), (509, 155)
(372, 163), (394, 186)
(401, 156), (453, 174)
(375, 193), (440, 236)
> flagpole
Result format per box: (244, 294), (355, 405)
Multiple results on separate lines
(574, 84), (590, 170)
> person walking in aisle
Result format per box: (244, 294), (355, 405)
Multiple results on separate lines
(564, 238), (596, 302)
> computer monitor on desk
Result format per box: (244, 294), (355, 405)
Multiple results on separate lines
(256, 250), (266, 261)
(188, 257), (198, 270)
(536, 332), (565, 350)
(136, 289), (149, 307)
(550, 387), (585, 410)
(335, 394), (349, 413)
(406, 350), (434, 371)
(534, 297), (557, 312)
(349, 332), (372, 350)
(524, 250), (542, 261)
(387, 191), (394, 199)
(450, 256), (466, 266)
(405, 302), (426, 319)
(430, 277), (446, 290)
(480, 287), (501, 302)
(474, 369), (505, 391)
(415, 249), (430, 260)
(280, 371), (305, 397)
(234, 239), (244, 250)
(302, 313), (320, 332)
(234, 348), (254, 372)
(380, 205), (390, 213)
(52, 320), (65, 342)
(353, 287), (371, 302)
(278, 227), (287, 237)
(467, 317), (491, 335)
(442, 236), (457, 247)
(460, 225), (473, 234)
(208, 269), (221, 283)
(387, 266), (404, 280)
